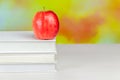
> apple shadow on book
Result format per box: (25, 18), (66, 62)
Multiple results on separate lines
(15, 31), (36, 40)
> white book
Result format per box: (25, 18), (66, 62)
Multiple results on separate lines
(0, 31), (56, 54)
(0, 64), (56, 72)
(0, 54), (56, 64)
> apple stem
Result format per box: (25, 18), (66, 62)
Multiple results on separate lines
(43, 7), (45, 11)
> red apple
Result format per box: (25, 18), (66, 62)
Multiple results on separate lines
(33, 10), (59, 40)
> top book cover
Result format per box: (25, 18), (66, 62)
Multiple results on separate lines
(0, 31), (56, 42)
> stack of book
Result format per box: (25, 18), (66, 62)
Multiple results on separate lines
(0, 31), (56, 72)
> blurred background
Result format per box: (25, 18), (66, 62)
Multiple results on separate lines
(0, 0), (120, 44)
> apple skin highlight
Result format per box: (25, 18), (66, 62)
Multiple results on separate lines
(33, 10), (59, 40)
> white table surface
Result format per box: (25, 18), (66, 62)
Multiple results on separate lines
(0, 45), (120, 80)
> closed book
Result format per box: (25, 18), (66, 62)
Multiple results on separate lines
(0, 64), (56, 72)
(0, 31), (56, 54)
(0, 54), (56, 64)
